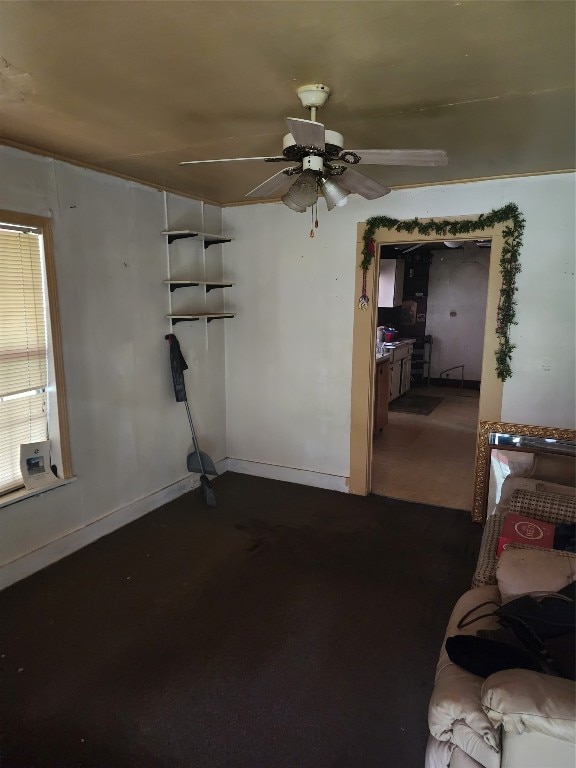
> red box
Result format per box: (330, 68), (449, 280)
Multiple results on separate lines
(497, 513), (555, 557)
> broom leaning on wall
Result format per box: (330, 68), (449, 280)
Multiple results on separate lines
(165, 333), (218, 507)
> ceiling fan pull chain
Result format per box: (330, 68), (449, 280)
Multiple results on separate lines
(310, 204), (315, 238)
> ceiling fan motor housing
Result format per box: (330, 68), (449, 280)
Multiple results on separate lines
(302, 155), (324, 172)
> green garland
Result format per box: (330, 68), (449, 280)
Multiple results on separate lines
(361, 203), (525, 382)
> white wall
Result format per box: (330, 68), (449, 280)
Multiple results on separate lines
(224, 173), (576, 487)
(2, 150), (574, 585)
(426, 245), (491, 380)
(0, 147), (228, 584)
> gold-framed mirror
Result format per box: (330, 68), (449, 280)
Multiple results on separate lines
(472, 421), (576, 523)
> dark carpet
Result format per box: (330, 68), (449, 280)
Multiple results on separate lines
(0, 472), (481, 768)
(388, 394), (444, 416)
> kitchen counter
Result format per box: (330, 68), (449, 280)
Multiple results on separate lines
(376, 338), (415, 361)
(377, 338), (416, 402)
(381, 337), (416, 350)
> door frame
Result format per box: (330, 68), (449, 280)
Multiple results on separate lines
(348, 216), (506, 496)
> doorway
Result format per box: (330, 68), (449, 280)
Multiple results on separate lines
(371, 239), (491, 510)
(349, 215), (507, 499)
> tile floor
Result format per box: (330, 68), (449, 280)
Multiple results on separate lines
(371, 386), (480, 510)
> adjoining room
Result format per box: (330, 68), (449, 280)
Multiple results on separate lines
(372, 240), (491, 510)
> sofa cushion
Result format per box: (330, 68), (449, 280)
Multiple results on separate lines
(429, 587), (502, 768)
(508, 488), (576, 524)
(496, 547), (576, 603)
(425, 734), (455, 768)
(497, 477), (576, 515)
(500, 730), (576, 768)
(474, 490), (576, 588)
(482, 669), (576, 743)
(473, 513), (506, 587)
(426, 735), (487, 768)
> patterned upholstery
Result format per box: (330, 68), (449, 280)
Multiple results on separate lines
(508, 488), (576, 522)
(472, 489), (576, 587)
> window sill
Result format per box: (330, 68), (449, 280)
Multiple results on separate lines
(0, 477), (76, 509)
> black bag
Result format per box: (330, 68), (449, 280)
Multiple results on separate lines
(447, 582), (576, 680)
(445, 633), (545, 679)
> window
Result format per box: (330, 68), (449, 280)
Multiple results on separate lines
(0, 211), (71, 497)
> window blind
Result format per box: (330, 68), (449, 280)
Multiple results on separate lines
(0, 228), (48, 494)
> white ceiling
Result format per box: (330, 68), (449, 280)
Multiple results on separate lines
(0, 0), (574, 205)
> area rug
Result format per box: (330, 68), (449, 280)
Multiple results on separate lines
(389, 393), (444, 415)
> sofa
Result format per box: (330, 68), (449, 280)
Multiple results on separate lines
(426, 459), (576, 768)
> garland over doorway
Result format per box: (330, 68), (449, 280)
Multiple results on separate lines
(359, 203), (525, 381)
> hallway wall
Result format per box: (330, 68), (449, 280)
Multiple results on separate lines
(426, 245), (491, 380)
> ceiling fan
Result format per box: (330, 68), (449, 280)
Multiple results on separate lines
(180, 84), (448, 212)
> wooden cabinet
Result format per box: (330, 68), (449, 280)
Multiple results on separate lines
(401, 355), (412, 394)
(378, 258), (405, 307)
(389, 361), (401, 401)
(374, 358), (390, 433)
(388, 343), (413, 401)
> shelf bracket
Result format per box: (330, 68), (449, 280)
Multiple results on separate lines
(166, 233), (200, 245)
(169, 283), (200, 292)
(207, 315), (234, 323)
(204, 238), (232, 249)
(206, 283), (232, 293)
(170, 317), (200, 326)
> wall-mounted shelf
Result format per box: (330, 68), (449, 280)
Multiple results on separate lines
(163, 280), (234, 293)
(164, 225), (234, 325)
(162, 230), (233, 248)
(167, 312), (236, 326)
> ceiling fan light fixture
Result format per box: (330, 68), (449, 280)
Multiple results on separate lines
(280, 192), (306, 213)
(320, 176), (349, 211)
(281, 169), (318, 211)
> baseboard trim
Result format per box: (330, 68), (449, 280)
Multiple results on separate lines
(227, 458), (349, 493)
(0, 461), (228, 590)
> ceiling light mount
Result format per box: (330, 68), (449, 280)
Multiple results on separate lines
(297, 84), (331, 123)
(297, 84), (331, 110)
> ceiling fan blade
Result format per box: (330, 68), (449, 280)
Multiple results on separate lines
(286, 117), (325, 150)
(337, 167), (391, 200)
(180, 156), (286, 166)
(245, 169), (296, 199)
(342, 149), (448, 166)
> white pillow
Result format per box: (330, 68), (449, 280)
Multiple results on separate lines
(497, 477), (576, 515)
(497, 476), (540, 512)
(496, 547), (576, 604)
(506, 451), (535, 477)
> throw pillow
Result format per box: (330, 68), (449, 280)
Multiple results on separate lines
(508, 488), (576, 524)
(497, 547), (576, 604)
